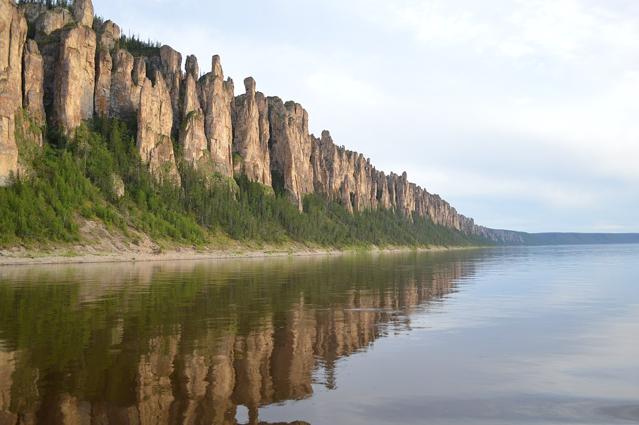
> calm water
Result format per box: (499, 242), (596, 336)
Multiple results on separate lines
(0, 245), (638, 425)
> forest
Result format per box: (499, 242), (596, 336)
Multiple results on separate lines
(0, 114), (487, 249)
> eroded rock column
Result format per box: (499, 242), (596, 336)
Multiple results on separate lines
(137, 71), (181, 185)
(198, 55), (234, 177)
(267, 98), (314, 210)
(232, 77), (271, 185)
(179, 55), (208, 168)
(0, 0), (27, 185)
(53, 1), (96, 134)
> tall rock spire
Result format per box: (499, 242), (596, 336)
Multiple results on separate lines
(198, 55), (234, 177)
(232, 77), (271, 185)
(0, 0), (27, 185)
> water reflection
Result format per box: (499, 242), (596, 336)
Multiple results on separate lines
(0, 251), (481, 425)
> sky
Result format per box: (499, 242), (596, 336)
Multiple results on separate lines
(94, 0), (639, 233)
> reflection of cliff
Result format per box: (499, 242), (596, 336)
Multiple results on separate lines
(0, 252), (479, 425)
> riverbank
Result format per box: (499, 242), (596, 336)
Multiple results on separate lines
(0, 243), (480, 267)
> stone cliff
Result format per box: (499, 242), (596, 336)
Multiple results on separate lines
(0, 0), (524, 244)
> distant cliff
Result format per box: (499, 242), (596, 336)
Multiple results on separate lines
(3, 0), (634, 247)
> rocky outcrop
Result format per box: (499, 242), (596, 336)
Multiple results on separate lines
(0, 0), (27, 186)
(72, 0), (94, 28)
(53, 24), (96, 134)
(268, 98), (314, 209)
(97, 20), (120, 52)
(158, 45), (182, 136)
(22, 40), (45, 125)
(198, 55), (234, 177)
(94, 20), (120, 117)
(110, 49), (145, 120)
(232, 77), (271, 185)
(179, 56), (208, 168)
(137, 71), (181, 185)
(33, 6), (73, 37)
(94, 50), (111, 117)
(32, 7), (71, 123)
(311, 130), (378, 213)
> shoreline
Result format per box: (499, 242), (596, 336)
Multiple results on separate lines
(0, 245), (483, 267)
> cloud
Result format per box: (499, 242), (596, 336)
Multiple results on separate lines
(347, 0), (639, 62)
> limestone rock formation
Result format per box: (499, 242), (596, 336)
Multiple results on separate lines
(94, 50), (112, 117)
(137, 71), (181, 185)
(22, 40), (45, 125)
(34, 6), (73, 37)
(159, 45), (182, 135)
(72, 0), (94, 28)
(53, 25), (96, 133)
(18, 2), (47, 25)
(311, 130), (378, 213)
(110, 49), (145, 120)
(179, 60), (208, 168)
(0, 0), (27, 185)
(198, 55), (234, 176)
(185, 54), (199, 80)
(94, 20), (120, 117)
(31, 7), (71, 124)
(232, 77), (271, 185)
(267, 98), (314, 209)
(97, 20), (121, 52)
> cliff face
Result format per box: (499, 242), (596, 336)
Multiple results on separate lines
(0, 0), (522, 243)
(137, 71), (181, 185)
(0, 0), (27, 185)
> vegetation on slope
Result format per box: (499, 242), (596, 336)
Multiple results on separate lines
(0, 116), (487, 249)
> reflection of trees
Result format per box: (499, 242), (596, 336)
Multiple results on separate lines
(0, 251), (481, 424)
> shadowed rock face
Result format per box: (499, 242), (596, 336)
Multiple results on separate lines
(110, 49), (146, 120)
(0, 0), (27, 186)
(232, 77), (271, 185)
(22, 40), (45, 125)
(137, 71), (181, 185)
(159, 45), (183, 137)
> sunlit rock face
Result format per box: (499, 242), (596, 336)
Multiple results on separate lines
(72, 0), (94, 28)
(52, 25), (96, 134)
(232, 77), (272, 185)
(179, 55), (208, 168)
(0, 0), (27, 186)
(198, 55), (234, 177)
(311, 130), (379, 213)
(267, 98), (315, 210)
(137, 71), (181, 185)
